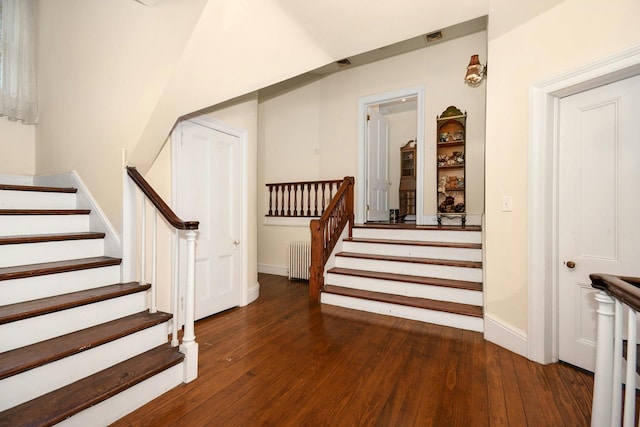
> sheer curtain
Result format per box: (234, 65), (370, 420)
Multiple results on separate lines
(0, 0), (37, 124)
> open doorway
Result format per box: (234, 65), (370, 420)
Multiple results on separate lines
(357, 87), (425, 225)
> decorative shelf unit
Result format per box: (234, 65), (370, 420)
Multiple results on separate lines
(436, 106), (466, 226)
(399, 139), (416, 219)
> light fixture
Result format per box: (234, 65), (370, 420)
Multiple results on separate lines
(464, 54), (486, 87)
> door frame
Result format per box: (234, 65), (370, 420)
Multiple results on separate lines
(528, 45), (640, 364)
(357, 86), (425, 225)
(171, 115), (250, 307)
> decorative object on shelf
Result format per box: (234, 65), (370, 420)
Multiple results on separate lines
(464, 54), (486, 87)
(436, 106), (467, 226)
(399, 140), (417, 219)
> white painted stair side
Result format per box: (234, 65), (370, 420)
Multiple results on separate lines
(0, 292), (148, 352)
(334, 255), (483, 282)
(352, 227), (481, 244)
(0, 265), (121, 305)
(325, 271), (483, 306)
(0, 214), (90, 236)
(342, 240), (482, 261)
(0, 238), (104, 268)
(0, 322), (170, 412)
(321, 292), (484, 332)
(0, 190), (76, 210)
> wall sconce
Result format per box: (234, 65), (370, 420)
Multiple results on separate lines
(464, 54), (486, 87)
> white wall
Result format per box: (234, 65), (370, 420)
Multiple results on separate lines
(258, 31), (487, 272)
(484, 0), (640, 334)
(0, 118), (35, 175)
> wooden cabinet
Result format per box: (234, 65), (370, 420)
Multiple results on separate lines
(399, 139), (416, 219)
(436, 106), (466, 225)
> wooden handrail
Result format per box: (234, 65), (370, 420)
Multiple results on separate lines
(266, 179), (343, 217)
(309, 176), (354, 302)
(590, 273), (640, 312)
(126, 166), (199, 230)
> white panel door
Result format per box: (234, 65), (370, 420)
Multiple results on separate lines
(177, 121), (242, 320)
(558, 74), (640, 371)
(367, 109), (390, 221)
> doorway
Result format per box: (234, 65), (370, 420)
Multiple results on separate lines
(528, 46), (640, 365)
(172, 116), (245, 321)
(357, 87), (425, 225)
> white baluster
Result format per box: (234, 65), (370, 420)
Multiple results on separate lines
(592, 290), (615, 427)
(623, 307), (637, 427)
(150, 208), (157, 314)
(171, 229), (179, 347)
(611, 299), (623, 426)
(180, 230), (199, 383)
(140, 199), (146, 286)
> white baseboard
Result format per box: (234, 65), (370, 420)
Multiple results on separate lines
(246, 282), (260, 305)
(0, 174), (33, 185)
(422, 214), (483, 226)
(258, 263), (288, 277)
(263, 217), (313, 227)
(484, 313), (528, 359)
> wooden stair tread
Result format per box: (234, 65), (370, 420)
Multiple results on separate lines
(0, 256), (122, 282)
(327, 267), (483, 291)
(0, 184), (77, 194)
(344, 237), (481, 249)
(0, 232), (105, 245)
(0, 343), (184, 427)
(336, 252), (482, 269)
(0, 209), (90, 215)
(0, 311), (172, 380)
(323, 285), (483, 318)
(0, 282), (149, 325)
(354, 223), (481, 231)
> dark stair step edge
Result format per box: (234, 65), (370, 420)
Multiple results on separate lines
(336, 252), (483, 269)
(0, 209), (90, 215)
(0, 282), (150, 325)
(353, 223), (482, 232)
(0, 256), (122, 282)
(327, 267), (483, 292)
(0, 232), (106, 246)
(323, 285), (483, 318)
(0, 184), (77, 194)
(344, 237), (481, 249)
(0, 310), (172, 380)
(0, 343), (184, 427)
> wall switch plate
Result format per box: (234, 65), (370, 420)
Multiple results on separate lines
(502, 195), (513, 212)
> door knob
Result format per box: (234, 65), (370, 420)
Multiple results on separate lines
(233, 240), (240, 245)
(566, 261), (576, 269)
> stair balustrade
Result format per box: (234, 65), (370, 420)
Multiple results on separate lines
(124, 166), (200, 382)
(590, 273), (640, 426)
(309, 177), (354, 302)
(266, 179), (343, 217)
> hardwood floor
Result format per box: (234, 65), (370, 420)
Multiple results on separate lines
(112, 274), (594, 426)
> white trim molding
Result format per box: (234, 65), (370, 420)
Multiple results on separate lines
(528, 45), (640, 364)
(484, 313), (528, 358)
(263, 216), (313, 227)
(258, 263), (288, 277)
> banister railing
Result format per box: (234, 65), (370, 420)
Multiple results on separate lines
(266, 179), (343, 217)
(590, 273), (640, 427)
(125, 166), (199, 382)
(309, 177), (354, 302)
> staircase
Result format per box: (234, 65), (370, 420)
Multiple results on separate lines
(321, 224), (483, 332)
(0, 183), (185, 426)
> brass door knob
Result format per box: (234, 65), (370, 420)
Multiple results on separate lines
(566, 261), (576, 269)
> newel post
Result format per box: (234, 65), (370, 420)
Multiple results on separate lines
(180, 229), (199, 383)
(309, 219), (324, 303)
(591, 290), (615, 427)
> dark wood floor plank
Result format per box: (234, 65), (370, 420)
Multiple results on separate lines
(112, 274), (595, 427)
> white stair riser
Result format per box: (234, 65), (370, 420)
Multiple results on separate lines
(0, 239), (104, 268)
(56, 364), (183, 427)
(321, 293), (484, 332)
(0, 322), (170, 412)
(325, 273), (483, 306)
(0, 215), (90, 236)
(0, 266), (121, 305)
(335, 257), (483, 282)
(0, 292), (148, 352)
(0, 190), (76, 210)
(342, 241), (482, 261)
(352, 228), (481, 244)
